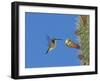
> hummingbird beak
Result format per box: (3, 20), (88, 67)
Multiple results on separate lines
(55, 38), (63, 40)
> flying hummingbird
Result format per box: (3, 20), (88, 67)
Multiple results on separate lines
(45, 35), (62, 54)
(65, 39), (80, 49)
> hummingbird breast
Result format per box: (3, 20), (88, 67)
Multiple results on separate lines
(50, 40), (56, 48)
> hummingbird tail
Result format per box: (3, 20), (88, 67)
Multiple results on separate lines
(45, 49), (49, 54)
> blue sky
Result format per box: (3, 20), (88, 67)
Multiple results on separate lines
(25, 12), (80, 68)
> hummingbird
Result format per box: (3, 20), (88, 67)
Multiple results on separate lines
(65, 39), (80, 49)
(45, 35), (62, 54)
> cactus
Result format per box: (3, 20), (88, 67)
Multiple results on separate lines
(76, 15), (89, 65)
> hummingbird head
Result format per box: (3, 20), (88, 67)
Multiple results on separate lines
(51, 39), (56, 44)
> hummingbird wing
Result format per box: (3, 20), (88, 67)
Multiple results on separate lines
(46, 35), (51, 45)
(45, 35), (52, 54)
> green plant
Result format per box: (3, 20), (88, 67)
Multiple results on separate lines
(76, 16), (89, 65)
